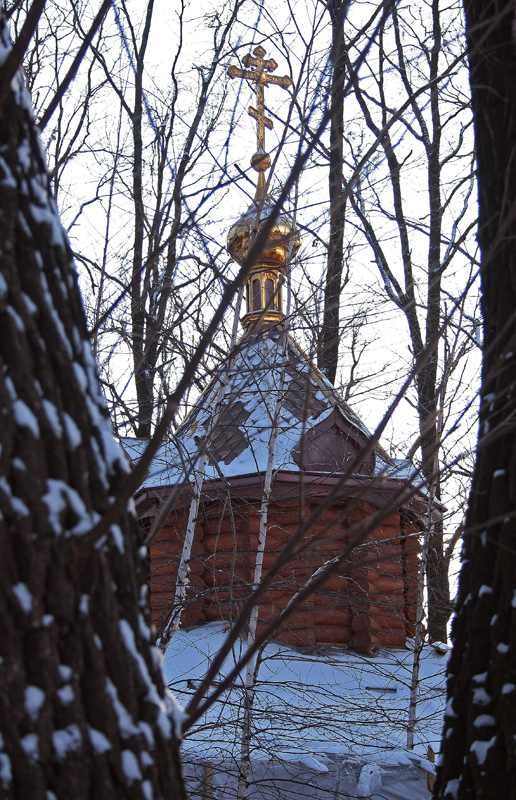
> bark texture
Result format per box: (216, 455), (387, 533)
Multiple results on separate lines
(434, 1), (516, 796)
(0, 20), (186, 800)
(319, 0), (346, 385)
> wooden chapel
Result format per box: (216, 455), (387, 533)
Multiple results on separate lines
(124, 46), (432, 655)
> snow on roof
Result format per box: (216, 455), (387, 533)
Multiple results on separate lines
(123, 331), (412, 490)
(164, 622), (446, 796)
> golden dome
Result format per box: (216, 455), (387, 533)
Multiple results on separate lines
(227, 199), (301, 267)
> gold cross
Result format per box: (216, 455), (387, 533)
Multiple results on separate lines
(228, 45), (293, 153)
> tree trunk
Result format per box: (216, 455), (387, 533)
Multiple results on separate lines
(132, 0), (155, 438)
(319, 0), (346, 384)
(0, 21), (185, 799)
(348, 0), (453, 643)
(434, 1), (516, 796)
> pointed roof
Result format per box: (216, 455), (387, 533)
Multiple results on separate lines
(123, 330), (417, 496)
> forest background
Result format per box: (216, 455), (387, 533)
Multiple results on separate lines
(12, 0), (480, 645)
(8, 0), (516, 797)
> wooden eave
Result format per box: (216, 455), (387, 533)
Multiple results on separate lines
(135, 469), (438, 523)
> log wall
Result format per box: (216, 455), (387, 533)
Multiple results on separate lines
(146, 498), (421, 653)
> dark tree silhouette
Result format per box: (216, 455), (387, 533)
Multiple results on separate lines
(435, 1), (516, 796)
(319, 0), (347, 386)
(0, 13), (185, 799)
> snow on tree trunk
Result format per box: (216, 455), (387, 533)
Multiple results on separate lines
(406, 526), (429, 749)
(0, 18), (186, 800)
(434, 2), (516, 797)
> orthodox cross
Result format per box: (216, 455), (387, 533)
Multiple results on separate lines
(227, 45), (293, 153)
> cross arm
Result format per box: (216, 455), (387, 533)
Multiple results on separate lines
(264, 74), (293, 90)
(227, 65), (256, 81)
(249, 107), (273, 129)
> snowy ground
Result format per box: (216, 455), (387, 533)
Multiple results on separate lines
(164, 623), (448, 798)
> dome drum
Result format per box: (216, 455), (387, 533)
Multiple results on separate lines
(246, 269), (282, 310)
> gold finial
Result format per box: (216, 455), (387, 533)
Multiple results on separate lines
(228, 45), (293, 200)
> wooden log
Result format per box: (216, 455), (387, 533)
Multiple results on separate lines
(351, 630), (381, 654)
(180, 610), (206, 628)
(313, 608), (353, 626)
(206, 601), (284, 620)
(202, 517), (259, 536)
(306, 508), (347, 524)
(265, 528), (294, 544)
(202, 552), (256, 569)
(202, 571), (246, 589)
(346, 504), (376, 525)
(376, 629), (406, 647)
(315, 624), (355, 641)
(353, 610), (405, 634)
(312, 590), (351, 606)
(368, 609), (407, 628)
(405, 588), (419, 604)
(152, 559), (205, 577)
(266, 510), (300, 526)
(285, 624), (352, 645)
(187, 559), (205, 575)
(150, 591), (174, 609)
(378, 512), (401, 528)
(186, 574), (206, 593)
(369, 577), (405, 594)
(204, 607), (238, 622)
(313, 575), (350, 592)
(151, 544), (182, 560)
(272, 629), (319, 647)
(403, 552), (421, 566)
(203, 533), (258, 550)
(284, 611), (313, 629)
(367, 596), (406, 614)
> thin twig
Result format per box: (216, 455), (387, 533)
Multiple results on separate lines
(38, 0), (112, 131)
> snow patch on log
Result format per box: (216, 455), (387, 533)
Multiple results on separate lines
(0, 156), (16, 188)
(52, 724), (82, 760)
(88, 727), (112, 755)
(24, 686), (45, 721)
(105, 678), (141, 739)
(472, 687), (491, 706)
(444, 778), (460, 799)
(13, 399), (39, 437)
(20, 733), (38, 762)
(121, 749), (142, 783)
(42, 478), (100, 536)
(473, 715), (495, 727)
(29, 203), (66, 249)
(470, 736), (496, 765)
(56, 685), (74, 706)
(42, 399), (63, 438)
(12, 582), (32, 613)
(63, 412), (81, 448)
(110, 524), (125, 553)
(0, 752), (12, 788)
(6, 305), (24, 332)
(58, 664), (73, 681)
